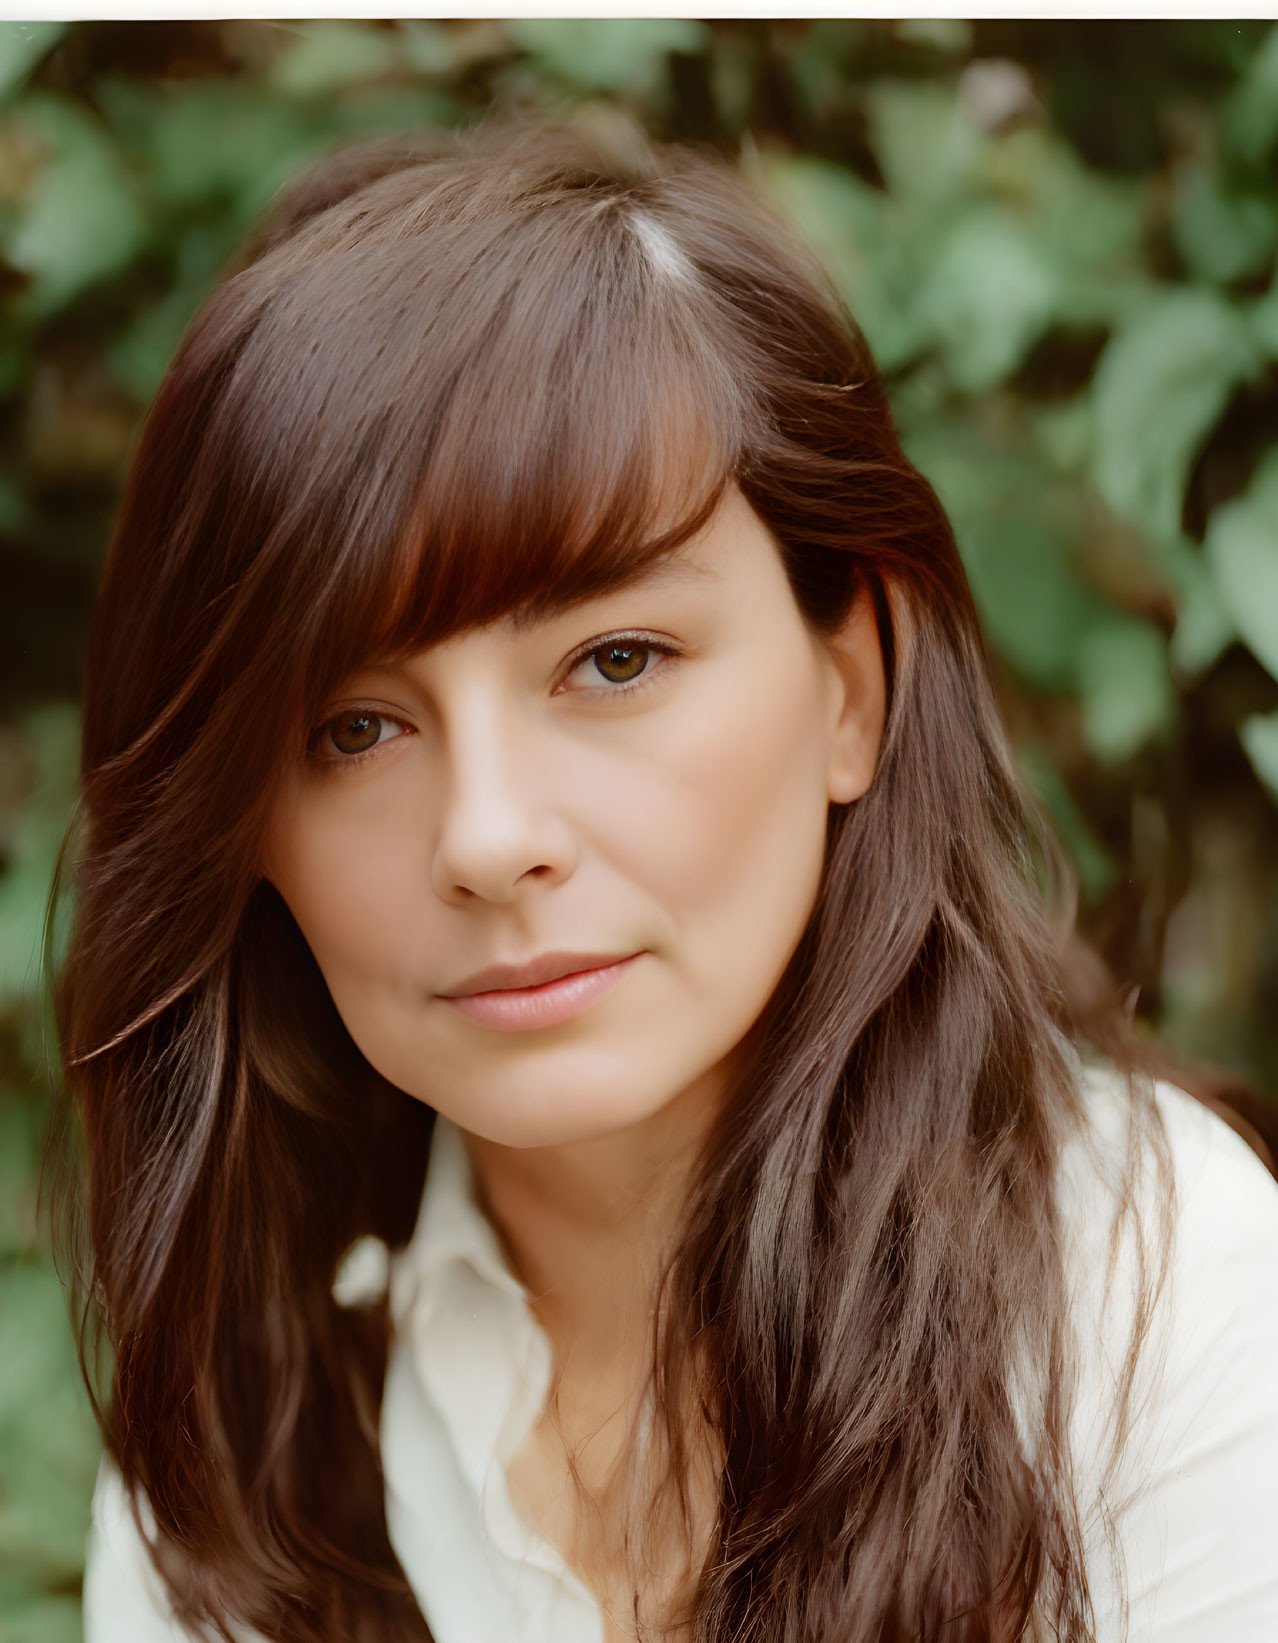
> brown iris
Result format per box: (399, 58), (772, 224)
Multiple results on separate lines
(329, 712), (382, 756)
(593, 643), (648, 685)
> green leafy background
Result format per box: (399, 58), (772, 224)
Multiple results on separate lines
(2, 20), (1277, 1638)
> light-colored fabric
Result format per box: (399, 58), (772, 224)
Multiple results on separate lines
(1055, 1071), (1278, 1641)
(83, 1066), (1278, 1642)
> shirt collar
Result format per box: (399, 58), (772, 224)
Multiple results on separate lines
(386, 1113), (561, 1577)
(389, 1113), (530, 1331)
(378, 1119), (601, 1629)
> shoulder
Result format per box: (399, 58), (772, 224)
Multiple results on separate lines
(1055, 1063), (1278, 1641)
(84, 1457), (190, 1643)
(1057, 1064), (1278, 1367)
(84, 1457), (268, 1643)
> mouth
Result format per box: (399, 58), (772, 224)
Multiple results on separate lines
(442, 948), (640, 995)
(441, 953), (643, 1033)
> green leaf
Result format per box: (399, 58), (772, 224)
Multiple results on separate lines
(98, 78), (317, 219)
(1032, 397), (1093, 476)
(1091, 287), (1261, 545)
(5, 94), (147, 318)
(0, 1098), (38, 1255)
(1249, 273), (1278, 358)
(1203, 446), (1278, 682)
(268, 20), (401, 98)
(916, 204), (1059, 392)
(1076, 617), (1176, 764)
(708, 32), (757, 133)
(894, 18), (972, 54)
(317, 86), (464, 149)
(787, 22), (867, 123)
(399, 20), (466, 78)
(1240, 709), (1278, 802)
(0, 21), (64, 105)
(904, 423), (1109, 693)
(503, 18), (708, 95)
(0, 702), (79, 1010)
(1162, 535), (1236, 682)
(1016, 744), (1118, 904)
(1171, 166), (1277, 285)
(982, 126), (1144, 282)
(1223, 23), (1278, 168)
(104, 284), (204, 403)
(760, 153), (927, 371)
(863, 79), (986, 208)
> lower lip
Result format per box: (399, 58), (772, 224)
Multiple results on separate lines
(443, 954), (642, 1032)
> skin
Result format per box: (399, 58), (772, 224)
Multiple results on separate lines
(262, 482), (886, 1632)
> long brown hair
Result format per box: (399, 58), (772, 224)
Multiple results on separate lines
(48, 112), (1275, 1643)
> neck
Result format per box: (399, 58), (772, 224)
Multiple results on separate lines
(461, 1065), (726, 1376)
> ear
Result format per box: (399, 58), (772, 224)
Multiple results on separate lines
(820, 579), (888, 805)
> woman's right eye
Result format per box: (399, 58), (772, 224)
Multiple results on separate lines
(309, 710), (410, 764)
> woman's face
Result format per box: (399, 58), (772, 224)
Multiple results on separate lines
(263, 485), (885, 1149)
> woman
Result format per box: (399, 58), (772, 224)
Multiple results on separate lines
(56, 115), (1278, 1643)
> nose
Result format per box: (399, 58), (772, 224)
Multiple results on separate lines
(428, 691), (577, 906)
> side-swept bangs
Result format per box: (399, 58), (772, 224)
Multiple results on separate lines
(167, 161), (760, 768)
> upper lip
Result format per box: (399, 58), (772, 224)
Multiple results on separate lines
(440, 950), (639, 997)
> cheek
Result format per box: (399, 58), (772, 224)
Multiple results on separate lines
(263, 790), (420, 989)
(614, 656), (830, 967)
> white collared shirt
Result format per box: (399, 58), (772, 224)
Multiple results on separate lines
(83, 1067), (1278, 1642)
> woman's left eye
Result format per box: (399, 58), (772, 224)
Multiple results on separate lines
(563, 635), (679, 698)
(309, 710), (409, 764)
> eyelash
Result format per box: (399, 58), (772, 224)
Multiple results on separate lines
(561, 629), (679, 702)
(306, 630), (680, 769)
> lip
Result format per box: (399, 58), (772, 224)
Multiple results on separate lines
(442, 953), (643, 1033)
(441, 950), (640, 997)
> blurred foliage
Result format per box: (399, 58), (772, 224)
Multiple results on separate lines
(2, 19), (1278, 1637)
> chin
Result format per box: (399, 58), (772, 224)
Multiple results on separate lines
(437, 1082), (683, 1151)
